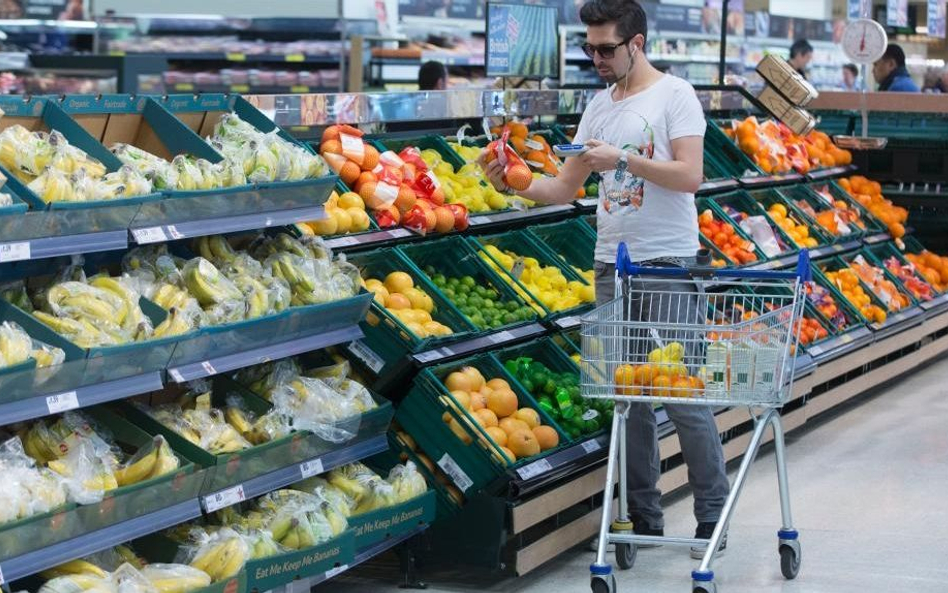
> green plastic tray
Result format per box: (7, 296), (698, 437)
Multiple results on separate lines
(778, 185), (866, 243)
(748, 188), (834, 247)
(705, 190), (800, 256)
(811, 258), (888, 326)
(838, 249), (919, 310)
(525, 218), (597, 273)
(806, 181), (885, 235)
(695, 196), (768, 266)
(864, 242), (940, 302)
(397, 235), (539, 333)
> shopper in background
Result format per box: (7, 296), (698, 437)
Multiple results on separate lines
(872, 44), (919, 92)
(478, 0), (729, 560)
(788, 39), (814, 79)
(418, 60), (448, 91)
(842, 63), (861, 91)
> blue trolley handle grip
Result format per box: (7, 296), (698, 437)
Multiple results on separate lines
(615, 242), (812, 282)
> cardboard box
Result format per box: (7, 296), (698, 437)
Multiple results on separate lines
(757, 86), (817, 136)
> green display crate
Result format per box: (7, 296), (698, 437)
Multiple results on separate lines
(838, 249), (920, 311)
(778, 185), (867, 243)
(347, 489), (436, 549)
(468, 230), (594, 320)
(397, 235), (539, 333)
(748, 188), (834, 247)
(134, 532), (248, 593)
(705, 120), (762, 177)
(864, 242), (940, 303)
(525, 218), (596, 272)
(806, 181), (886, 235)
(348, 247), (475, 351)
(493, 337), (609, 440)
(396, 353), (569, 497)
(706, 191), (800, 257)
(244, 530), (355, 592)
(811, 258), (889, 327)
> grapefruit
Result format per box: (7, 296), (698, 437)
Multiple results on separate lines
(499, 417), (530, 436)
(470, 391), (487, 411)
(487, 388), (518, 418)
(460, 366), (486, 390)
(331, 208), (352, 234)
(507, 429), (541, 458)
(532, 425), (559, 451)
(495, 446), (516, 465)
(386, 293), (411, 310)
(384, 271), (414, 293)
(338, 191), (365, 210)
(448, 418), (472, 445)
(512, 408), (540, 429)
(485, 426), (508, 447)
(448, 389), (471, 410)
(474, 408), (499, 428)
(445, 372), (474, 393)
(485, 378), (510, 391)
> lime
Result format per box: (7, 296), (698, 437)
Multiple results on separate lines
(503, 312), (517, 325)
(447, 277), (460, 288)
(443, 288), (455, 299)
(468, 295), (483, 307)
(461, 276), (476, 288)
(483, 299), (495, 309)
(425, 265), (437, 276)
(506, 300), (519, 312)
(432, 274), (446, 286)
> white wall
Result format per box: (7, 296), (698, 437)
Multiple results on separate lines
(768, 0), (832, 20)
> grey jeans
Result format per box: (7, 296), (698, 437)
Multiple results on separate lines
(594, 260), (729, 527)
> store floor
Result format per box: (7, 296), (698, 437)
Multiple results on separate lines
(327, 355), (948, 593)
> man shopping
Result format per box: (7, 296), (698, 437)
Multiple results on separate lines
(478, 0), (729, 559)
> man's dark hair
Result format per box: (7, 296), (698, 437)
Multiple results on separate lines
(843, 63), (858, 76)
(790, 39), (813, 58)
(881, 43), (906, 67)
(580, 0), (648, 44)
(418, 60), (448, 90)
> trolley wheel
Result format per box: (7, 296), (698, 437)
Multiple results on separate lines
(780, 544), (802, 579)
(615, 543), (636, 570)
(590, 574), (616, 593)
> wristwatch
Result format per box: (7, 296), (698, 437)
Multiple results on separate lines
(615, 152), (629, 176)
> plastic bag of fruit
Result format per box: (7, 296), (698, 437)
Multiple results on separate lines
(485, 128), (533, 192)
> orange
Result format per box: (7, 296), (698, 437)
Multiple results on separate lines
(362, 144), (380, 170)
(386, 293), (411, 310)
(613, 364), (636, 395)
(339, 161), (361, 186)
(444, 371), (474, 394)
(512, 408), (540, 429)
(395, 185), (417, 214)
(532, 425), (560, 451)
(499, 417), (530, 436)
(671, 376), (692, 397)
(487, 388), (519, 418)
(509, 122), (529, 139)
(320, 139), (342, 155)
(470, 391), (487, 411)
(449, 389), (471, 410)
(486, 378), (510, 391)
(485, 426), (508, 447)
(507, 429), (541, 458)
(433, 206), (456, 233)
(652, 375), (673, 397)
(460, 366), (486, 391)
(505, 165), (533, 192)
(474, 408), (499, 428)
(448, 417), (473, 445)
(510, 136), (527, 154)
(634, 364), (657, 387)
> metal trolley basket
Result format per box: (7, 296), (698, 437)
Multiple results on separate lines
(583, 243), (810, 593)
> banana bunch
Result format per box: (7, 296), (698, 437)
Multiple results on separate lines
(37, 573), (113, 593)
(141, 564), (212, 593)
(41, 559), (109, 581)
(211, 112), (328, 183)
(387, 460), (429, 504)
(181, 258), (243, 308)
(195, 235), (237, 267)
(152, 307), (197, 339)
(1, 281), (33, 312)
(33, 275), (153, 348)
(0, 320), (32, 367)
(145, 394), (252, 455)
(0, 436), (69, 525)
(0, 127), (105, 182)
(111, 143), (179, 190)
(188, 529), (250, 582)
(113, 436), (180, 487)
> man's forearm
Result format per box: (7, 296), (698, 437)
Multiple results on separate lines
(629, 154), (702, 194)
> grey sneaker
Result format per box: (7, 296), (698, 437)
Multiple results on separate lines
(690, 521), (727, 560)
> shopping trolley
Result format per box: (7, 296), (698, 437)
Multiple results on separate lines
(583, 243), (810, 593)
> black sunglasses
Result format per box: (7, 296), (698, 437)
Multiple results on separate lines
(581, 38), (632, 59)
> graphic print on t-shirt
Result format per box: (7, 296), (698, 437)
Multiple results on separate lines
(596, 110), (654, 215)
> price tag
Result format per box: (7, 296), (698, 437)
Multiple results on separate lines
(488, 330), (515, 344)
(0, 241), (30, 263)
(348, 340), (385, 373)
(581, 439), (602, 454)
(839, 333), (853, 344)
(132, 227), (168, 245)
(327, 236), (360, 248)
(226, 52), (246, 62)
(437, 453), (473, 492)
(290, 85), (310, 93)
(230, 84), (250, 93)
(204, 484), (245, 513)
(175, 83), (195, 91)
(324, 564), (349, 580)
(556, 316), (579, 329)
(46, 391), (79, 414)
(168, 368), (185, 383)
(0, 562), (5, 585)
(415, 349), (444, 364)
(473, 216), (492, 225)
(300, 458), (324, 479)
(285, 53), (306, 62)
(167, 226), (184, 240)
(511, 257), (525, 280)
(201, 361), (217, 376)
(516, 458), (553, 480)
(389, 228), (413, 239)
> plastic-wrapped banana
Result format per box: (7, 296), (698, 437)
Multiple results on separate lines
(188, 529), (250, 582)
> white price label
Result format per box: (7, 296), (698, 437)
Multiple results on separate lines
(46, 391), (79, 414)
(437, 453), (474, 492)
(389, 228), (413, 239)
(488, 330), (515, 344)
(516, 458), (553, 480)
(556, 316), (579, 329)
(264, 217), (274, 227)
(328, 236), (360, 248)
(581, 439), (602, 454)
(0, 241), (30, 263)
(473, 216), (491, 225)
(200, 361), (217, 376)
(168, 368), (185, 383)
(204, 485), (245, 513)
(324, 564), (349, 580)
(167, 225), (184, 240)
(132, 227), (168, 244)
(348, 340), (385, 373)
(416, 348), (451, 364)
(0, 562), (4, 585)
(300, 458), (324, 479)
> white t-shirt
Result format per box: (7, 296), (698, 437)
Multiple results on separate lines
(574, 74), (707, 264)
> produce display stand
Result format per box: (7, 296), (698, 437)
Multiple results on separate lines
(1, 87), (946, 588)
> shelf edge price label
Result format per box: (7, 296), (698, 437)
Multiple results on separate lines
(0, 241), (31, 263)
(200, 361), (217, 376)
(285, 53), (305, 62)
(516, 458), (553, 480)
(300, 458), (324, 479)
(324, 564), (349, 580)
(581, 439), (601, 454)
(0, 562), (4, 586)
(437, 453), (473, 492)
(132, 227), (168, 245)
(230, 84), (250, 93)
(46, 391), (79, 414)
(488, 330), (516, 344)
(389, 228), (413, 239)
(168, 368), (185, 383)
(348, 340), (385, 374)
(204, 484), (245, 513)
(290, 85), (310, 93)
(226, 52), (246, 62)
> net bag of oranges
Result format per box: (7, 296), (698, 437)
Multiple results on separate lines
(485, 128), (533, 192)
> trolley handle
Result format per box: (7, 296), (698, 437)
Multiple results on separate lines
(615, 243), (812, 281)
